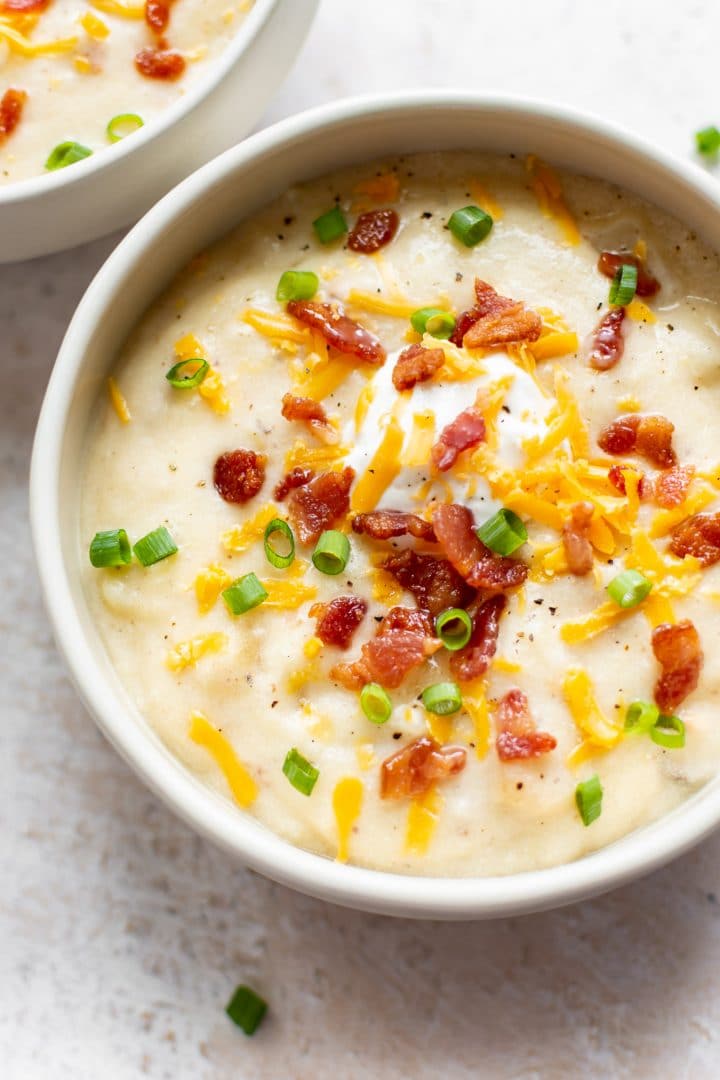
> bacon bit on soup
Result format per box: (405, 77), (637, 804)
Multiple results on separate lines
(652, 464), (696, 509)
(310, 595), (367, 649)
(145, 0), (172, 34)
(562, 501), (594, 576)
(598, 413), (677, 468)
(0, 0), (50, 10)
(382, 549), (474, 616)
(589, 307), (626, 370)
(0, 89), (27, 145)
(451, 279), (542, 349)
(213, 449), (266, 504)
(274, 466), (314, 502)
(433, 503), (528, 592)
(286, 300), (386, 364)
(351, 509), (437, 542)
(281, 392), (338, 444)
(380, 735), (466, 800)
(287, 466), (355, 544)
(332, 606), (439, 690)
(496, 689), (558, 761)
(135, 46), (186, 81)
(449, 594), (506, 682)
(392, 344), (445, 392)
(348, 208), (399, 254)
(669, 511), (720, 566)
(431, 406), (486, 472)
(651, 620), (703, 713)
(597, 251), (661, 297)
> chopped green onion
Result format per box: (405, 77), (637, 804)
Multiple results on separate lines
(222, 572), (268, 615)
(606, 569), (652, 609)
(312, 206), (347, 244)
(360, 682), (392, 725)
(650, 714), (686, 749)
(165, 357), (209, 389)
(608, 263), (638, 306)
(476, 508), (528, 556)
(225, 985), (267, 1036)
(421, 681), (463, 716)
(624, 700), (660, 735)
(89, 528), (132, 568)
(133, 526), (177, 566)
(106, 113), (144, 143)
(435, 607), (472, 651)
(575, 774), (603, 827)
(696, 125), (720, 157)
(282, 747), (319, 796)
(263, 518), (295, 569)
(447, 205), (493, 247)
(45, 141), (93, 171)
(311, 530), (350, 576)
(410, 307), (456, 340)
(276, 270), (318, 302)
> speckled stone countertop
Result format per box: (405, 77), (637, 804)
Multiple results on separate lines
(4, 1), (720, 1076)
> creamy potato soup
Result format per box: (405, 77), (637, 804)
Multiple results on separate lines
(0, 0), (253, 184)
(81, 152), (720, 876)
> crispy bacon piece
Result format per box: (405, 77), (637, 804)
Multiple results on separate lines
(134, 46), (186, 81)
(598, 251), (660, 297)
(392, 344), (445, 392)
(348, 208), (399, 254)
(589, 307), (626, 370)
(433, 503), (528, 592)
(382, 549), (474, 616)
(598, 413), (677, 468)
(274, 466), (314, 502)
(145, 0), (172, 33)
(213, 449), (265, 504)
(0, 0), (50, 10)
(431, 406), (486, 472)
(332, 606), (438, 690)
(562, 501), (594, 576)
(380, 735), (466, 799)
(449, 594), (506, 682)
(652, 620), (703, 713)
(496, 689), (558, 762)
(669, 511), (720, 566)
(287, 467), (354, 544)
(451, 279), (542, 350)
(653, 465), (695, 509)
(310, 595), (367, 649)
(281, 392), (337, 444)
(287, 300), (385, 364)
(352, 509), (436, 542)
(0, 88), (27, 145)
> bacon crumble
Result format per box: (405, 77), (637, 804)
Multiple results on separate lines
(496, 689), (558, 761)
(653, 465), (695, 509)
(331, 606), (439, 690)
(213, 449), (265, 504)
(348, 208), (399, 254)
(589, 307), (626, 370)
(598, 413), (677, 468)
(281, 392), (337, 444)
(310, 595), (367, 649)
(651, 620), (703, 713)
(562, 501), (594, 576)
(449, 594), (506, 682)
(287, 467), (354, 544)
(0, 88), (27, 145)
(382, 549), (474, 616)
(392, 344), (445, 391)
(287, 300), (386, 364)
(274, 466), (314, 502)
(597, 251), (661, 297)
(431, 406), (486, 472)
(669, 511), (720, 566)
(380, 735), (467, 799)
(145, 0), (172, 33)
(134, 46), (186, 81)
(351, 509), (436, 543)
(0, 0), (50, 9)
(433, 503), (528, 592)
(451, 279), (542, 349)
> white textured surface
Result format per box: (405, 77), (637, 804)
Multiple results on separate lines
(4, 0), (720, 1075)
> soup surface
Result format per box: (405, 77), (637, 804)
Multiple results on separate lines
(81, 151), (720, 876)
(0, 0), (253, 185)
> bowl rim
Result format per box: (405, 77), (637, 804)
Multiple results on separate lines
(0, 0), (280, 205)
(30, 89), (720, 919)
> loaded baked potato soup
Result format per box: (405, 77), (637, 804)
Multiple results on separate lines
(0, 0), (252, 184)
(82, 152), (720, 876)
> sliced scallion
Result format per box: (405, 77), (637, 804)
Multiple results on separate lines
(575, 774), (603, 826)
(276, 270), (318, 302)
(45, 141), (93, 171)
(165, 357), (209, 389)
(360, 682), (392, 725)
(696, 125), (720, 157)
(447, 205), (493, 247)
(650, 714), (686, 749)
(421, 681), (462, 716)
(435, 607), (472, 652)
(225, 985), (267, 1035)
(410, 307), (456, 340)
(606, 569), (652, 609)
(263, 518), (295, 569)
(311, 530), (350, 576)
(222, 572), (268, 615)
(312, 206), (347, 244)
(476, 508), (527, 556)
(608, 263), (638, 306)
(89, 528), (132, 568)
(624, 700), (660, 735)
(106, 113), (144, 143)
(282, 747), (319, 796)
(133, 526), (177, 566)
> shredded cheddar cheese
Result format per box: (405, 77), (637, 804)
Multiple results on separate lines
(625, 298), (657, 324)
(468, 180), (503, 220)
(107, 376), (131, 423)
(222, 503), (277, 554)
(560, 600), (634, 644)
(350, 415), (405, 513)
(354, 172), (400, 203)
(261, 574), (317, 610)
(80, 11), (109, 39)
(195, 564), (232, 613)
(370, 566), (405, 606)
(529, 331), (579, 362)
(563, 668), (622, 748)
(189, 711), (257, 807)
(401, 411), (435, 467)
(283, 440), (349, 472)
(346, 289), (418, 319)
(462, 680), (492, 758)
(166, 632), (227, 672)
(406, 786), (442, 854)
(526, 155), (580, 246)
(0, 24), (78, 56)
(303, 636), (324, 659)
(333, 777), (363, 862)
(89, 0), (144, 18)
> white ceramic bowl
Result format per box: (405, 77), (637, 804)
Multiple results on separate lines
(30, 92), (720, 919)
(0, 0), (318, 264)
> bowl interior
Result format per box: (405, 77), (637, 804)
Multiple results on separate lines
(34, 95), (720, 918)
